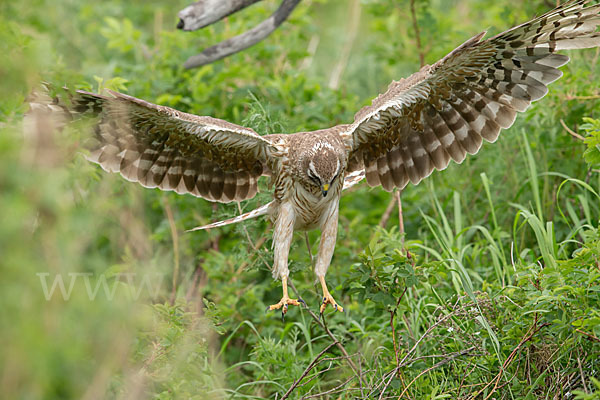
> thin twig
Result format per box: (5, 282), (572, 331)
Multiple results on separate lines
(560, 119), (585, 141)
(390, 287), (408, 374)
(185, 262), (203, 302)
(564, 94), (600, 100)
(409, 0), (425, 67)
(372, 308), (461, 399)
(281, 341), (338, 400)
(304, 232), (314, 266)
(577, 355), (588, 394)
(163, 196), (180, 304)
(396, 346), (478, 399)
(398, 312), (456, 366)
(457, 362), (479, 399)
(575, 328), (600, 343)
(297, 355), (362, 388)
(379, 194), (398, 228)
(287, 280), (365, 388)
(301, 375), (360, 399)
(236, 202), (273, 274)
(237, 203), (258, 251)
(232, 235), (268, 281)
(472, 320), (550, 400)
(396, 190), (404, 247)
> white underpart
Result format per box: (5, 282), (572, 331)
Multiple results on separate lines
(272, 202), (295, 279)
(314, 197), (340, 277)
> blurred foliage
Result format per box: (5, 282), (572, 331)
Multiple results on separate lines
(583, 117), (600, 168)
(1, 0), (599, 399)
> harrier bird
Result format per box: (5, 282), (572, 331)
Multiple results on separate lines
(28, 0), (600, 317)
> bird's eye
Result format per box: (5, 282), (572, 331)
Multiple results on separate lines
(307, 171), (321, 185)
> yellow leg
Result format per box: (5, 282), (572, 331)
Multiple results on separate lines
(267, 276), (304, 317)
(319, 276), (344, 313)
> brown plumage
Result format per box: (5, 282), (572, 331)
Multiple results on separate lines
(26, 0), (600, 317)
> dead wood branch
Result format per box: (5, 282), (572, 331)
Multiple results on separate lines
(177, 0), (263, 31)
(182, 0), (302, 69)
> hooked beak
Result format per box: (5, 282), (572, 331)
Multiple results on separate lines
(321, 183), (330, 197)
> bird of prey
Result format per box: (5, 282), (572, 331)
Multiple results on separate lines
(27, 0), (600, 318)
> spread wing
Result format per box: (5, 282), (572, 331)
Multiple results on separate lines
(341, 0), (600, 191)
(30, 89), (281, 203)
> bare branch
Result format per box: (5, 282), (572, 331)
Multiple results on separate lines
(287, 280), (365, 388)
(177, 0), (263, 31)
(281, 341), (338, 400)
(163, 196), (180, 305)
(378, 194), (397, 228)
(395, 346), (478, 399)
(183, 0), (302, 69)
(409, 0), (425, 67)
(301, 375), (360, 399)
(560, 119), (585, 141)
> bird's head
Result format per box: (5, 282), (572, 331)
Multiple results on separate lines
(301, 142), (345, 198)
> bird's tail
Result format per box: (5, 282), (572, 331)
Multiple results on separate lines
(186, 202), (272, 232)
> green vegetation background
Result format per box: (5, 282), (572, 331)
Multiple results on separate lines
(1, 0), (599, 398)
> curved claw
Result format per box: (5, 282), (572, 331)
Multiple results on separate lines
(320, 293), (344, 314)
(267, 296), (302, 318)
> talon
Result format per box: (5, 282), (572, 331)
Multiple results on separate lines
(268, 277), (302, 318)
(318, 276), (344, 314)
(267, 296), (302, 316)
(319, 293), (344, 314)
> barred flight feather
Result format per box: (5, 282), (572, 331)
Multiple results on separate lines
(343, 0), (600, 191)
(27, 88), (278, 203)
